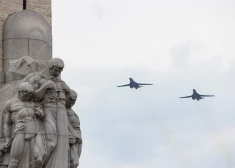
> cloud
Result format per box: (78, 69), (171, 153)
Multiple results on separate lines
(62, 63), (235, 167)
(60, 39), (235, 166)
(51, 0), (235, 167)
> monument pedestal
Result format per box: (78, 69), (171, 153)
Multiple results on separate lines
(0, 2), (82, 168)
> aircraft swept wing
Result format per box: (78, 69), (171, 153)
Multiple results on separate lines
(179, 96), (192, 98)
(137, 83), (153, 85)
(200, 95), (215, 97)
(117, 84), (130, 87)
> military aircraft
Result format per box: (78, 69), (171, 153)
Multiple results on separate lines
(180, 89), (214, 101)
(117, 78), (153, 89)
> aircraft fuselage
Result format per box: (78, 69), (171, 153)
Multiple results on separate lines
(192, 90), (202, 101)
(129, 78), (141, 89)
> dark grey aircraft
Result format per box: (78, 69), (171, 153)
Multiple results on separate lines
(180, 89), (214, 101)
(117, 78), (153, 89)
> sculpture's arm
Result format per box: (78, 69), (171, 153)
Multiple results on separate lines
(3, 101), (12, 143)
(74, 112), (82, 144)
(74, 113), (80, 128)
(33, 81), (54, 101)
(62, 81), (71, 102)
(28, 75), (55, 101)
(62, 80), (70, 92)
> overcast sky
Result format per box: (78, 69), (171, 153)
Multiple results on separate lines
(52, 0), (235, 167)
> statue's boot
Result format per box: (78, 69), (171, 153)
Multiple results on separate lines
(30, 157), (43, 168)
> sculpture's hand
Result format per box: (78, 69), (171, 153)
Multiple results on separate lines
(46, 81), (56, 89)
(0, 143), (4, 152)
(76, 138), (82, 144)
(69, 138), (77, 145)
(33, 80), (56, 101)
(35, 108), (44, 120)
(3, 143), (9, 152)
(2, 139), (11, 152)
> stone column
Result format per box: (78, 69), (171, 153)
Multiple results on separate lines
(0, 0), (51, 72)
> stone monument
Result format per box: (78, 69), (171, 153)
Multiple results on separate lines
(0, 1), (82, 168)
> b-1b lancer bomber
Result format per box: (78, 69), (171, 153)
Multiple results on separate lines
(117, 78), (153, 89)
(180, 89), (214, 101)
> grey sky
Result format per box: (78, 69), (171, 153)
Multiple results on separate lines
(52, 0), (235, 167)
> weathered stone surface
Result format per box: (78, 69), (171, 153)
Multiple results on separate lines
(3, 9), (52, 73)
(0, 0), (52, 72)
(0, 57), (82, 168)
(0, 0), (22, 72)
(2, 82), (46, 168)
(0, 2), (82, 167)
(67, 89), (82, 167)
(27, 0), (52, 25)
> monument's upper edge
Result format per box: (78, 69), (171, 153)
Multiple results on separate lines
(3, 9), (52, 45)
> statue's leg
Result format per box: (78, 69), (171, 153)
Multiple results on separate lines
(30, 133), (44, 168)
(8, 133), (25, 168)
(76, 130), (82, 160)
(76, 141), (82, 160)
(43, 107), (57, 162)
(69, 146), (73, 168)
(70, 144), (79, 168)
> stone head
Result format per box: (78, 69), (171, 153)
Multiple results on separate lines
(66, 89), (77, 108)
(18, 82), (34, 102)
(48, 58), (64, 77)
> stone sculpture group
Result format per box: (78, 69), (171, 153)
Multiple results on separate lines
(0, 58), (82, 168)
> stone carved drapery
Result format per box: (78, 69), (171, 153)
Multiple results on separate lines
(0, 57), (82, 168)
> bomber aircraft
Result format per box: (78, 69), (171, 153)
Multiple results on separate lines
(180, 89), (214, 101)
(117, 78), (153, 89)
